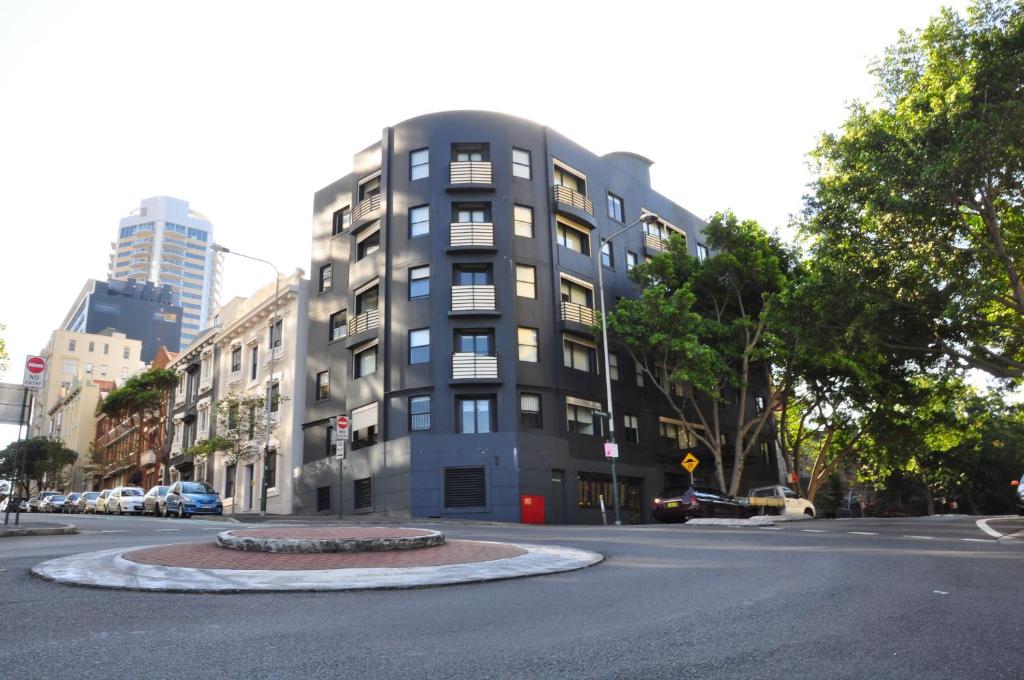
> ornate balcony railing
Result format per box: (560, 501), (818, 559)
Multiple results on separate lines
(449, 161), (493, 184)
(451, 352), (499, 380)
(451, 285), (496, 312)
(553, 185), (593, 215)
(449, 222), (494, 248)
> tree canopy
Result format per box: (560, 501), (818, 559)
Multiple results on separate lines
(0, 437), (78, 493)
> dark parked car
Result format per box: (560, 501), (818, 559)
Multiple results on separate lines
(653, 486), (751, 523)
(143, 485), (170, 516)
(164, 481), (223, 518)
(41, 495), (67, 513)
(62, 492), (82, 513)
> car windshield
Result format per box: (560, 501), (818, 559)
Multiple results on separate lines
(122, 488), (144, 496)
(84, 493), (99, 499)
(52, 496), (65, 502)
(183, 482), (216, 494)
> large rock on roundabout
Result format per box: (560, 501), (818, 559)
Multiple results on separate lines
(31, 526), (603, 593)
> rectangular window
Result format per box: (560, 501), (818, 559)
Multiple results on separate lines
(248, 404), (257, 440)
(325, 427), (335, 458)
(511, 148), (531, 179)
(556, 220), (590, 255)
(513, 205), (534, 238)
(358, 175), (381, 201)
(623, 414), (640, 444)
(410, 205), (430, 238)
(329, 310), (348, 341)
(88, 341), (95, 352)
(754, 395), (766, 416)
(100, 365), (108, 376)
(453, 264), (492, 285)
(566, 400), (599, 436)
(453, 203), (490, 223)
(609, 352), (619, 380)
(635, 360), (645, 387)
(68, 339), (76, 351)
(517, 327), (539, 362)
(351, 402), (378, 448)
(356, 229), (380, 260)
(760, 440), (772, 465)
(520, 393), (541, 429)
(230, 346), (242, 372)
(270, 319), (283, 349)
(356, 286), (379, 314)
(457, 397), (495, 434)
(697, 243), (709, 262)
(225, 464), (236, 498)
(317, 485), (331, 510)
(515, 264), (536, 298)
(607, 192), (625, 222)
(266, 453), (277, 489)
(227, 403), (239, 430)
(553, 164), (587, 194)
(410, 148), (429, 180)
(316, 370), (329, 402)
(269, 380), (281, 414)
(410, 395), (431, 431)
(332, 207), (351, 236)
(601, 242), (614, 268)
(563, 336), (596, 373)
(409, 265), (430, 299)
(626, 251), (638, 271)
(409, 328), (430, 365)
(453, 143), (488, 161)
(354, 345), (378, 378)
(319, 263), (332, 293)
(455, 330), (493, 355)
(560, 278), (593, 307)
(103, 343), (109, 355)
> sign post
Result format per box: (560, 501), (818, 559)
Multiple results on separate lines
(333, 415), (349, 519)
(681, 453), (700, 488)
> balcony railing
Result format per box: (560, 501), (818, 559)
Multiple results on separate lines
(561, 300), (597, 326)
(348, 308), (380, 336)
(140, 450), (157, 466)
(451, 285), (496, 312)
(553, 185), (594, 215)
(449, 161), (493, 184)
(352, 193), (381, 222)
(449, 222), (494, 248)
(228, 369), (242, 384)
(451, 352), (499, 380)
(644, 232), (669, 253)
(199, 375), (213, 393)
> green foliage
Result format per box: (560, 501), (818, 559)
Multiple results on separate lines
(203, 392), (274, 464)
(0, 437), (78, 493)
(99, 367), (178, 418)
(0, 322), (8, 377)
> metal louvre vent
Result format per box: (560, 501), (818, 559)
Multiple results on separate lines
(316, 486), (331, 512)
(444, 467), (486, 508)
(354, 477), (373, 510)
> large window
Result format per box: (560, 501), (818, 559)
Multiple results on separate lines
(356, 285), (379, 314)
(358, 175), (381, 201)
(269, 380), (281, 415)
(553, 164), (586, 194)
(609, 352), (619, 380)
(697, 243), (709, 262)
(513, 205), (534, 238)
(512, 148), (531, 179)
(351, 402), (378, 449)
(410, 148), (429, 180)
(520, 393), (541, 429)
(410, 396), (431, 431)
(601, 242), (614, 268)
(356, 228), (380, 260)
(409, 265), (430, 299)
(454, 203), (489, 223)
(318, 263), (332, 293)
(517, 327), (539, 362)
(566, 398), (600, 435)
(515, 264), (536, 298)
(607, 192), (625, 222)
(316, 370), (329, 402)
(455, 330), (493, 355)
(354, 344), (378, 378)
(409, 328), (430, 365)
(626, 251), (638, 271)
(563, 336), (596, 373)
(453, 264), (492, 285)
(560, 278), (593, 307)
(270, 319), (283, 349)
(230, 346), (242, 373)
(556, 220), (590, 255)
(453, 143), (487, 161)
(249, 345), (259, 381)
(329, 310), (347, 341)
(623, 414), (640, 444)
(410, 205), (430, 238)
(457, 397), (495, 433)
(332, 207), (351, 236)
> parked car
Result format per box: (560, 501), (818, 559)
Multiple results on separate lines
(30, 491), (59, 512)
(653, 486), (751, 523)
(1013, 476), (1023, 516)
(77, 491), (101, 514)
(21, 497), (34, 512)
(143, 485), (170, 516)
(747, 485), (816, 518)
(41, 495), (66, 512)
(110, 486), (146, 515)
(164, 481), (223, 518)
(62, 492), (82, 513)
(95, 489), (113, 514)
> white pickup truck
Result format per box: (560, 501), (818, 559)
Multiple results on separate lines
(746, 485), (816, 518)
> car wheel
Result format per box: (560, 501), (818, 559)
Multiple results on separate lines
(118, 504), (124, 516)
(804, 508), (815, 518)
(161, 503), (169, 518)
(177, 504), (185, 519)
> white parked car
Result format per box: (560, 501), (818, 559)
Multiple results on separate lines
(747, 485), (816, 518)
(109, 487), (146, 515)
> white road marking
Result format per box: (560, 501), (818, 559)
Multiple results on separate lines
(153, 529), (180, 532)
(99, 530), (127, 533)
(975, 517), (1007, 539)
(801, 529), (827, 533)
(759, 527), (782, 530)
(903, 535), (933, 539)
(848, 531), (878, 535)
(933, 590), (949, 595)
(961, 538), (990, 543)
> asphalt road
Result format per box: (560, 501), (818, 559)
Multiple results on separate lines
(2, 513), (1023, 679)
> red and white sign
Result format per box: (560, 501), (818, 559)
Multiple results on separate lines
(604, 442), (619, 459)
(335, 415), (349, 440)
(23, 355), (47, 389)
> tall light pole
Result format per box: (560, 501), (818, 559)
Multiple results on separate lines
(212, 244), (280, 517)
(597, 212), (659, 526)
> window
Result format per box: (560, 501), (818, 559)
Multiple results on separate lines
(227, 403), (239, 430)
(270, 319), (283, 349)
(409, 329), (430, 364)
(566, 398), (600, 435)
(121, 367), (128, 379)
(607, 193), (625, 222)
(410, 148), (429, 180)
(318, 263), (332, 293)
(697, 243), (709, 262)
(626, 251), (638, 271)
(609, 353), (619, 380)
(563, 336), (596, 373)
(269, 380), (281, 414)
(623, 414), (640, 444)
(88, 341), (95, 352)
(453, 143), (488, 161)
(760, 440), (773, 465)
(513, 205), (534, 238)
(511, 148), (531, 178)
(85, 362), (93, 374)
(250, 345), (259, 380)
(560, 278), (593, 307)
(410, 396), (431, 431)
(457, 397), (495, 433)
(553, 164), (586, 193)
(456, 330), (493, 355)
(266, 454), (277, 489)
(354, 344), (378, 378)
(68, 339), (76, 351)
(453, 264), (492, 285)
(100, 365), (108, 376)
(409, 265), (430, 299)
(520, 393), (541, 429)
(317, 485), (331, 510)
(225, 465), (236, 498)
(62, 359), (78, 374)
(601, 242), (614, 268)
(356, 286), (379, 314)
(754, 395), (766, 416)
(556, 220), (590, 255)
(351, 402), (378, 448)
(329, 310), (348, 341)
(517, 327), (539, 362)
(248, 404), (257, 440)
(635, 360), (645, 387)
(660, 420), (689, 450)
(230, 347), (242, 373)
(356, 229), (380, 260)
(515, 264), (536, 298)
(409, 205), (430, 238)
(103, 343), (109, 355)
(358, 175), (381, 201)
(316, 370), (329, 402)
(332, 207), (351, 236)
(454, 203), (489, 223)
(354, 478), (373, 510)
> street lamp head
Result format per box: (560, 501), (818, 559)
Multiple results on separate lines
(639, 212), (659, 224)
(211, 244), (230, 253)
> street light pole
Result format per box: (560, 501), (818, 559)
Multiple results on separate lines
(597, 212), (658, 526)
(212, 244), (280, 517)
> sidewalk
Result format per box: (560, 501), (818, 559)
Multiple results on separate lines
(0, 519), (77, 538)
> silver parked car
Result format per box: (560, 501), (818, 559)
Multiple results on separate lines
(143, 485), (170, 516)
(77, 491), (100, 513)
(62, 492), (83, 514)
(109, 487), (146, 515)
(95, 489), (113, 514)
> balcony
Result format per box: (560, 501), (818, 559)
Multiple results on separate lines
(450, 285), (497, 316)
(553, 185), (593, 216)
(352, 194), (381, 223)
(228, 369), (242, 384)
(644, 232), (669, 254)
(199, 375), (213, 393)
(561, 301), (597, 327)
(448, 161), (494, 190)
(140, 450), (157, 466)
(448, 222), (495, 251)
(451, 352), (499, 381)
(347, 308), (380, 336)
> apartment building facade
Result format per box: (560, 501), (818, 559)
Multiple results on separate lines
(300, 111), (779, 524)
(47, 378), (115, 489)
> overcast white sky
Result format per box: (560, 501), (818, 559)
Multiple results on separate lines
(0, 0), (970, 447)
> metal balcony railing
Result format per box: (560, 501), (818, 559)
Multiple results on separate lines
(451, 352), (499, 380)
(352, 193), (381, 222)
(553, 185), (594, 215)
(449, 161), (493, 184)
(644, 232), (669, 253)
(449, 222), (494, 248)
(451, 285), (496, 311)
(348, 308), (380, 336)
(561, 301), (597, 326)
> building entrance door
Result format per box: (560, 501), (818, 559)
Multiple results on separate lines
(244, 464), (254, 511)
(550, 469), (566, 524)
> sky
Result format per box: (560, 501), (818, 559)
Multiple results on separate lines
(0, 0), (972, 447)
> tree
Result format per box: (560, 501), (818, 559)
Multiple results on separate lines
(183, 391), (271, 466)
(0, 437), (78, 494)
(0, 322), (8, 377)
(804, 0), (1024, 381)
(99, 368), (178, 484)
(605, 212), (798, 495)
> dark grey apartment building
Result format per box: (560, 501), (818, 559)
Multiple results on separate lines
(62, 279), (183, 363)
(299, 111), (780, 524)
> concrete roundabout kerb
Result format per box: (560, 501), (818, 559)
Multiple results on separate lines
(30, 526), (603, 593)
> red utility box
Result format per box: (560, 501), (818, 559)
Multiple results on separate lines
(520, 494), (546, 524)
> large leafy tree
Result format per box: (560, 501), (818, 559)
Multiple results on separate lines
(804, 0), (1024, 381)
(98, 368), (178, 484)
(0, 437), (78, 494)
(183, 391), (271, 466)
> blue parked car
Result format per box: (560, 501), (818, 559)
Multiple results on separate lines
(164, 481), (223, 518)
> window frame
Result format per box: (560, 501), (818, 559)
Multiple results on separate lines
(513, 204), (534, 238)
(353, 344), (378, 379)
(409, 265), (430, 299)
(410, 148), (429, 180)
(515, 264), (536, 298)
(318, 263), (333, 293)
(519, 393), (542, 429)
(329, 310), (348, 342)
(456, 396), (496, 434)
(332, 206), (351, 236)
(517, 327), (539, 362)
(511, 148), (531, 179)
(315, 370), (329, 402)
(623, 414), (640, 444)
(409, 395), (431, 431)
(409, 328), (430, 365)
(607, 192), (625, 223)
(556, 219), (590, 255)
(409, 205), (430, 238)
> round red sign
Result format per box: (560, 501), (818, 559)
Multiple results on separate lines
(336, 416), (349, 430)
(26, 357), (46, 374)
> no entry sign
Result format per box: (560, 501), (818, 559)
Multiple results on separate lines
(23, 355), (47, 390)
(335, 414), (349, 440)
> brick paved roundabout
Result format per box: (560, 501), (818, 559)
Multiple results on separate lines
(30, 526), (603, 593)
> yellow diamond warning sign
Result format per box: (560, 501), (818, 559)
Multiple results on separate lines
(681, 453), (699, 473)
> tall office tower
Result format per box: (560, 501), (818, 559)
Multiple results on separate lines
(109, 196), (221, 347)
